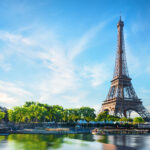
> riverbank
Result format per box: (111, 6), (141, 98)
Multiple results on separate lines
(1, 122), (150, 135)
(1, 127), (150, 135)
(0, 127), (91, 135)
(92, 128), (150, 135)
(11, 128), (90, 134)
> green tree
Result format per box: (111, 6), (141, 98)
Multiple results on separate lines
(7, 101), (98, 123)
(119, 117), (129, 122)
(96, 111), (108, 121)
(96, 111), (120, 121)
(45, 106), (53, 122)
(67, 108), (80, 122)
(0, 110), (5, 121)
(52, 105), (63, 122)
(29, 105), (43, 122)
(133, 117), (145, 123)
(13, 107), (24, 123)
(62, 109), (69, 122)
(24, 101), (36, 107)
(107, 115), (120, 121)
(8, 109), (16, 122)
(39, 106), (48, 122)
(79, 107), (96, 121)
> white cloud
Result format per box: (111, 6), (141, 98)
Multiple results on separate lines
(0, 80), (32, 96)
(62, 92), (86, 104)
(131, 22), (141, 34)
(34, 23), (109, 105)
(0, 31), (33, 45)
(82, 64), (110, 87)
(0, 20), (110, 108)
(0, 80), (32, 108)
(125, 48), (141, 76)
(0, 93), (19, 107)
(69, 22), (106, 60)
(92, 103), (102, 115)
(147, 66), (150, 75)
(37, 48), (80, 101)
(140, 88), (150, 94)
(125, 32), (150, 78)
(0, 53), (11, 72)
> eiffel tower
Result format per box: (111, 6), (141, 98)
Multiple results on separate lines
(100, 17), (150, 121)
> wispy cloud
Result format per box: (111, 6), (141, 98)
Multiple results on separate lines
(0, 19), (111, 108)
(0, 93), (19, 107)
(146, 66), (150, 75)
(69, 22), (106, 60)
(0, 80), (32, 108)
(125, 46), (141, 77)
(0, 80), (32, 96)
(0, 54), (11, 71)
(62, 92), (87, 105)
(0, 31), (33, 45)
(140, 88), (150, 94)
(92, 103), (102, 114)
(82, 64), (110, 87)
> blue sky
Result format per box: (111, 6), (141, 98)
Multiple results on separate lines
(0, 0), (150, 112)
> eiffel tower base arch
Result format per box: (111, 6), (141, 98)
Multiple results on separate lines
(100, 99), (150, 121)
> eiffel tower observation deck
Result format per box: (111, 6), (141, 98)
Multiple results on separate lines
(100, 17), (150, 121)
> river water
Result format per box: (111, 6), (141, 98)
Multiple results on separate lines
(0, 134), (150, 150)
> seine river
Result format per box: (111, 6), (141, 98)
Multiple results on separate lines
(0, 134), (150, 150)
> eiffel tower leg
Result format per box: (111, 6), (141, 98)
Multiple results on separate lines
(115, 109), (123, 118)
(123, 110), (127, 118)
(129, 110), (132, 118)
(136, 105), (150, 122)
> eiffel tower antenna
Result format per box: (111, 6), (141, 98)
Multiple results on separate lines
(100, 17), (150, 121)
(120, 11), (122, 18)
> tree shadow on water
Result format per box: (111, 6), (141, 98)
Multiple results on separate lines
(8, 134), (65, 150)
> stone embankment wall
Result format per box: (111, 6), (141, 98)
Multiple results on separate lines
(0, 122), (91, 130)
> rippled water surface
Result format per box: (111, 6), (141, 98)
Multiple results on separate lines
(0, 134), (150, 150)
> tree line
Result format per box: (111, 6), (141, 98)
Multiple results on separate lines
(0, 101), (145, 123)
(7, 101), (96, 123)
(96, 111), (145, 123)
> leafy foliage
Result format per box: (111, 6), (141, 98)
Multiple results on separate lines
(8, 101), (96, 123)
(7, 101), (145, 123)
(96, 111), (120, 121)
(133, 117), (145, 123)
(119, 117), (128, 122)
(0, 110), (5, 121)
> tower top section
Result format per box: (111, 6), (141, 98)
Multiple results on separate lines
(113, 17), (129, 79)
(117, 16), (124, 28)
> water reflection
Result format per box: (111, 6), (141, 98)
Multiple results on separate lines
(8, 134), (65, 150)
(0, 136), (6, 143)
(0, 134), (149, 150)
(96, 135), (150, 150)
(0, 134), (95, 150)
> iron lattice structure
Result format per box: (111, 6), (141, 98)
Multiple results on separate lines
(100, 17), (150, 121)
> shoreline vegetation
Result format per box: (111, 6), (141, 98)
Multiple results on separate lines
(0, 101), (146, 124)
(0, 101), (149, 135)
(5, 101), (96, 123)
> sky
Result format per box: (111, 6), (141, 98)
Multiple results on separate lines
(0, 0), (150, 113)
